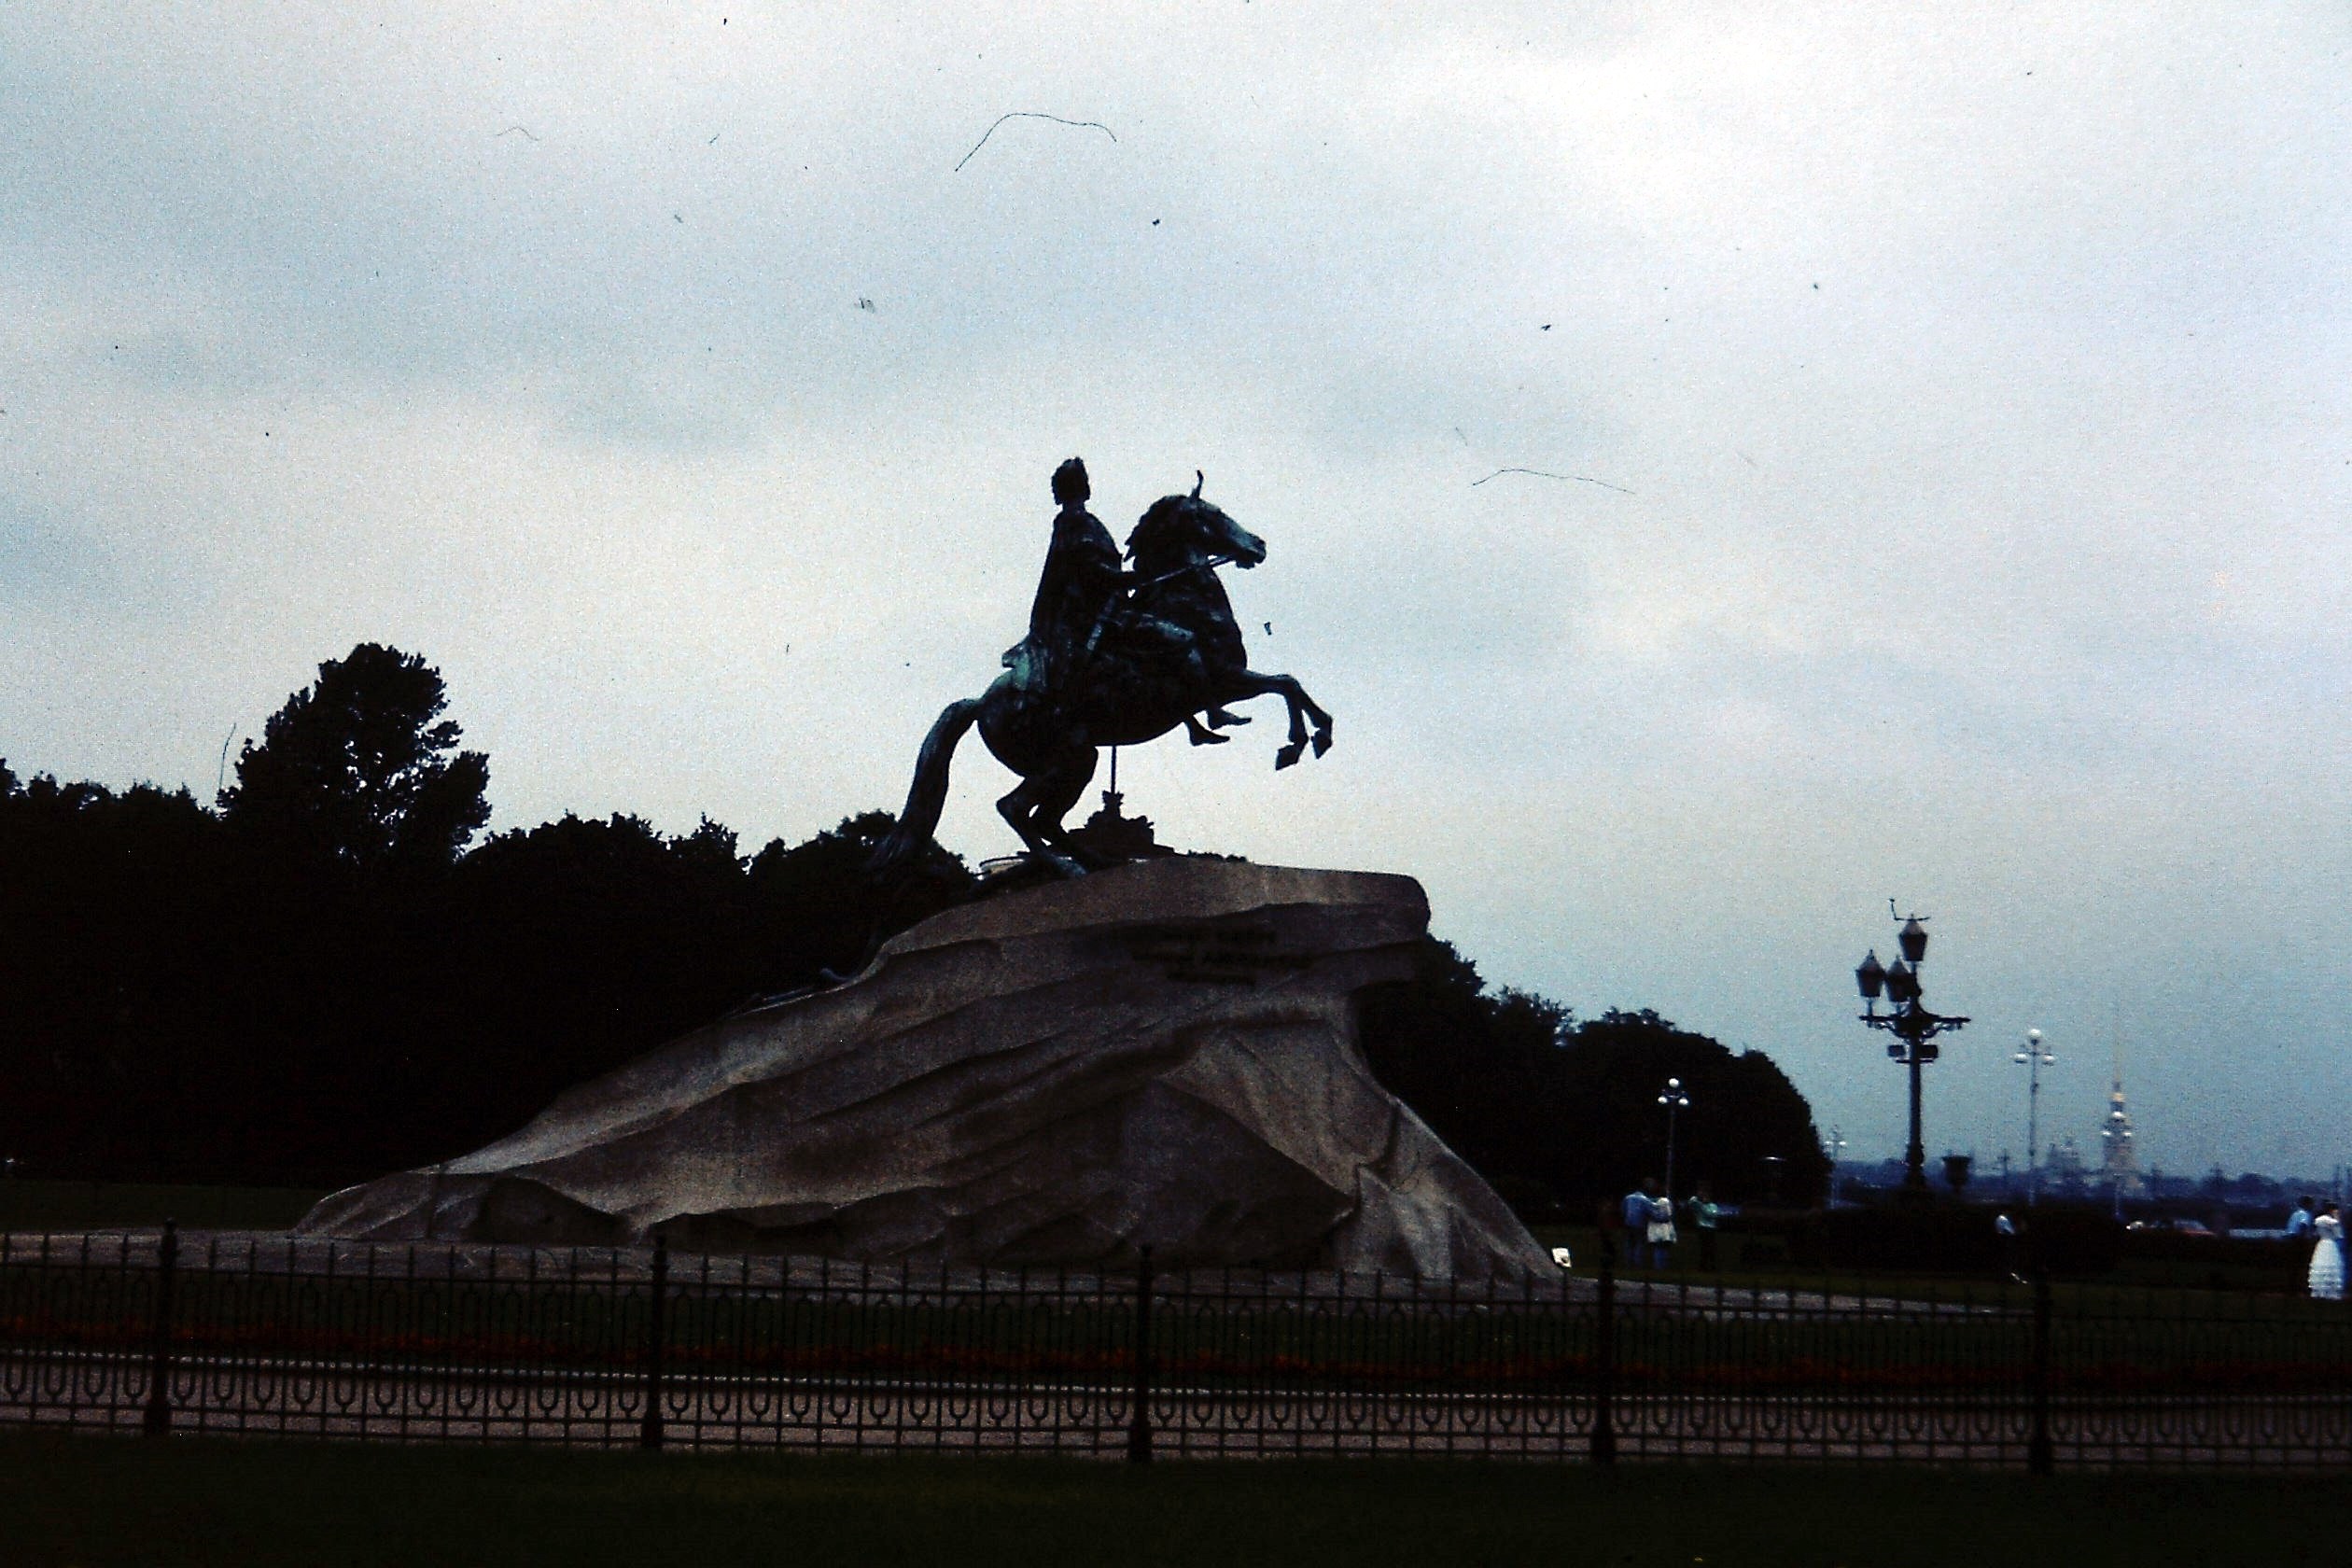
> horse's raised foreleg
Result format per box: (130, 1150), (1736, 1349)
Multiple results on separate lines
(1221, 670), (1332, 770)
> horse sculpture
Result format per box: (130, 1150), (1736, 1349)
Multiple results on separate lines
(871, 477), (1333, 877)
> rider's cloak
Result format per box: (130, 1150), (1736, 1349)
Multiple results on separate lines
(1017, 504), (1123, 693)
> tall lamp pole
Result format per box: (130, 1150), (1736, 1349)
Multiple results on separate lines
(1658, 1077), (1691, 1197)
(2012, 1029), (2053, 1207)
(1855, 908), (1971, 1197)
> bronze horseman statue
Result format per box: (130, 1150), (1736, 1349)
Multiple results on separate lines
(871, 460), (1333, 877)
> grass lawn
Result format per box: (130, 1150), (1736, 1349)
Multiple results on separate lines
(0, 1434), (2344, 1567)
(1530, 1224), (2312, 1309)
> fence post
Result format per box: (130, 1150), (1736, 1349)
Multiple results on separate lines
(1590, 1240), (1617, 1467)
(2026, 1268), (2053, 1476)
(141, 1219), (177, 1439)
(638, 1232), (668, 1451)
(1127, 1245), (1155, 1464)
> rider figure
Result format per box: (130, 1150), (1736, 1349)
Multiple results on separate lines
(1007, 457), (1122, 699)
(1006, 457), (1198, 713)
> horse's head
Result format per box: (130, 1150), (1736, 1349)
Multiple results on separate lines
(1127, 472), (1267, 577)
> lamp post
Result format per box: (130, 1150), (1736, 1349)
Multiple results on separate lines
(1825, 1127), (1848, 1205)
(1658, 1077), (1691, 1197)
(2012, 1029), (2053, 1207)
(1855, 908), (1971, 1197)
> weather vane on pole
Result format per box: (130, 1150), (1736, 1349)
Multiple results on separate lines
(1854, 907), (1971, 1198)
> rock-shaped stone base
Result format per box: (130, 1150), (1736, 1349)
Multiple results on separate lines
(299, 859), (1550, 1279)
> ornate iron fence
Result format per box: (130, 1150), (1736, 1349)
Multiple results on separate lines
(2, 1225), (2347, 1467)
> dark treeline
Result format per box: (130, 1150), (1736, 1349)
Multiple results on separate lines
(2, 643), (1826, 1204)
(1359, 944), (1829, 1210)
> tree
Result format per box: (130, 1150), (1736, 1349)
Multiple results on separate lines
(0, 768), (235, 1178)
(219, 644), (489, 869)
(1358, 947), (1828, 1208)
(1356, 941), (1569, 1175)
(1550, 1010), (1829, 1206)
(745, 810), (978, 989)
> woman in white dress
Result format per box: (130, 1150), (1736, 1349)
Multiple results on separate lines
(2307, 1204), (2345, 1301)
(1646, 1192), (1678, 1272)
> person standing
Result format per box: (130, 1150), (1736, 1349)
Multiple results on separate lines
(1621, 1180), (1658, 1269)
(1646, 1187), (1678, 1272)
(2288, 1196), (2317, 1239)
(2308, 1203), (2345, 1302)
(1691, 1182), (1721, 1271)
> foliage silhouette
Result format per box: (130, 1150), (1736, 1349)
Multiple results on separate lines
(219, 643), (489, 870)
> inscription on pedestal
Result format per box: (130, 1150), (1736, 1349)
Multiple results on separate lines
(1122, 921), (1314, 985)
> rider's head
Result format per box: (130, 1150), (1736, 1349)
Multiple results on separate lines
(1052, 457), (1090, 508)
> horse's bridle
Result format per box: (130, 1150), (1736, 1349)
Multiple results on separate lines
(1079, 553), (1239, 663)
(1129, 552), (1237, 592)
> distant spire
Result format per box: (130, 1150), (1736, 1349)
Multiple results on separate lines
(2101, 1001), (2143, 1196)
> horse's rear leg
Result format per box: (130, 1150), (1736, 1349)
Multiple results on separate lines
(997, 749), (1097, 876)
(996, 779), (1040, 844)
(1030, 748), (1100, 858)
(996, 779), (1072, 877)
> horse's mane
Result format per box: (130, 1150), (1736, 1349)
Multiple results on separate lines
(1126, 495), (1203, 569)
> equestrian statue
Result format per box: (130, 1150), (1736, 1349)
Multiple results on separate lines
(870, 459), (1333, 877)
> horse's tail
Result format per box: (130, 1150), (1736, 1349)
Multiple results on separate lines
(867, 696), (984, 874)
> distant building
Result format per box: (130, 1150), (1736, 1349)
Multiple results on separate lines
(2100, 1043), (2146, 1201)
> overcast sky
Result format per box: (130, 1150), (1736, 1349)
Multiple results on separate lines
(6, 4), (2349, 1182)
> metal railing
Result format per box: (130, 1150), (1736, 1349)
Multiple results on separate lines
(3, 1225), (2347, 1467)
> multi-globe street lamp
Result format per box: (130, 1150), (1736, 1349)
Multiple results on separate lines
(1658, 1077), (1691, 1197)
(2012, 1028), (2054, 1206)
(1855, 909), (1971, 1197)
